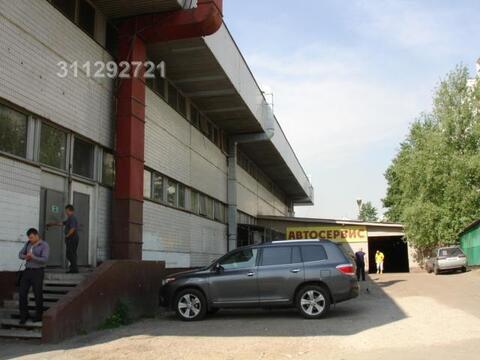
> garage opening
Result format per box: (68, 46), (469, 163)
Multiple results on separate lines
(368, 236), (409, 273)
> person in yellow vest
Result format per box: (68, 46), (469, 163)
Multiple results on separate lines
(375, 250), (385, 274)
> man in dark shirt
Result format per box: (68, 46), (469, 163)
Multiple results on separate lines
(47, 204), (79, 273)
(355, 248), (366, 281)
(18, 228), (50, 324)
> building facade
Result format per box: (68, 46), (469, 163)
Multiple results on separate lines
(0, 0), (313, 271)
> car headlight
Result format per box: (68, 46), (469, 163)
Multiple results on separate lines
(162, 277), (176, 286)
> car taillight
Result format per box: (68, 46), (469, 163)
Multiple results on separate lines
(336, 264), (355, 276)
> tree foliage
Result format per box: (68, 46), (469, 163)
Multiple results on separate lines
(358, 201), (378, 222)
(383, 66), (480, 259)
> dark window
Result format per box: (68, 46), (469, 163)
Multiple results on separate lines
(156, 76), (166, 98)
(214, 201), (225, 223)
(166, 179), (177, 207)
(200, 115), (210, 137)
(190, 190), (199, 213)
(199, 193), (213, 218)
(178, 93), (186, 116)
(168, 83), (178, 109)
(102, 151), (115, 186)
(213, 126), (219, 146)
(0, 104), (27, 158)
(152, 173), (164, 202)
(73, 137), (94, 178)
(78, 0), (95, 36)
(39, 123), (67, 169)
(220, 248), (257, 270)
(105, 22), (118, 56)
(190, 105), (199, 128)
(178, 184), (186, 209)
(261, 247), (292, 266)
(52, 0), (76, 22)
(301, 245), (327, 262)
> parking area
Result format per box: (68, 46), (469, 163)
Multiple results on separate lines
(1, 270), (480, 360)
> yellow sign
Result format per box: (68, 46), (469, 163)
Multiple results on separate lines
(286, 226), (368, 243)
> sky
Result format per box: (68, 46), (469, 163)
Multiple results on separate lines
(222, 0), (480, 220)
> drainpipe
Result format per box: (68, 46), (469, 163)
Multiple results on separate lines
(227, 102), (275, 251)
(112, 0), (223, 260)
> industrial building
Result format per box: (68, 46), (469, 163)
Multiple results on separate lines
(257, 216), (418, 273)
(0, 0), (314, 272)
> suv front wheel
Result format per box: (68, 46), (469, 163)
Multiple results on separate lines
(296, 285), (330, 319)
(174, 288), (207, 321)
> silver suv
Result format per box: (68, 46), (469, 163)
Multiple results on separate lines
(425, 246), (467, 274)
(160, 239), (359, 321)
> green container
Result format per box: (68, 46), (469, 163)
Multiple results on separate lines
(460, 220), (480, 266)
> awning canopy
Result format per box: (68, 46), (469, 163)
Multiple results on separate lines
(148, 24), (314, 204)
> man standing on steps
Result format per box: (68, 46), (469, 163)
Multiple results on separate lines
(18, 228), (50, 324)
(47, 204), (79, 274)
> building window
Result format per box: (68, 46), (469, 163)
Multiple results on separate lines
(214, 201), (225, 223)
(39, 123), (67, 170)
(78, 0), (95, 36)
(0, 104), (27, 158)
(190, 190), (199, 214)
(51, 0), (76, 22)
(73, 137), (95, 178)
(205, 196), (214, 219)
(50, 0), (96, 39)
(102, 151), (115, 186)
(144, 170), (152, 198)
(168, 83), (178, 109)
(166, 179), (177, 207)
(190, 104), (200, 128)
(178, 184), (186, 209)
(178, 93), (186, 117)
(156, 76), (166, 98)
(152, 173), (164, 202)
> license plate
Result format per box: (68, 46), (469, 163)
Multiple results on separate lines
(447, 257), (458, 261)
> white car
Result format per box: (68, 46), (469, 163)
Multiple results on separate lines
(426, 246), (467, 274)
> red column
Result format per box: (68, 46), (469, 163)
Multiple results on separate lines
(111, 1), (223, 261)
(112, 21), (146, 260)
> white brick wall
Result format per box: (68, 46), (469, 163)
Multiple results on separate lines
(0, 157), (41, 271)
(143, 201), (227, 268)
(237, 166), (288, 217)
(145, 89), (228, 202)
(0, 0), (114, 148)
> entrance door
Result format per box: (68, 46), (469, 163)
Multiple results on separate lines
(72, 190), (90, 266)
(39, 188), (65, 267)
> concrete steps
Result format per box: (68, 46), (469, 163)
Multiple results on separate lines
(0, 271), (90, 340)
(0, 328), (41, 339)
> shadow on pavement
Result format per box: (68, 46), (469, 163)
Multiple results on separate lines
(0, 275), (406, 359)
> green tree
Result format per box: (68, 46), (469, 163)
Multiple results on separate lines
(383, 66), (480, 260)
(358, 201), (378, 222)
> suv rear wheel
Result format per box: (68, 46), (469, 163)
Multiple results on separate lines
(174, 288), (207, 321)
(296, 285), (330, 319)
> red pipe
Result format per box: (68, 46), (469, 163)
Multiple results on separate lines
(112, 0), (223, 260)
